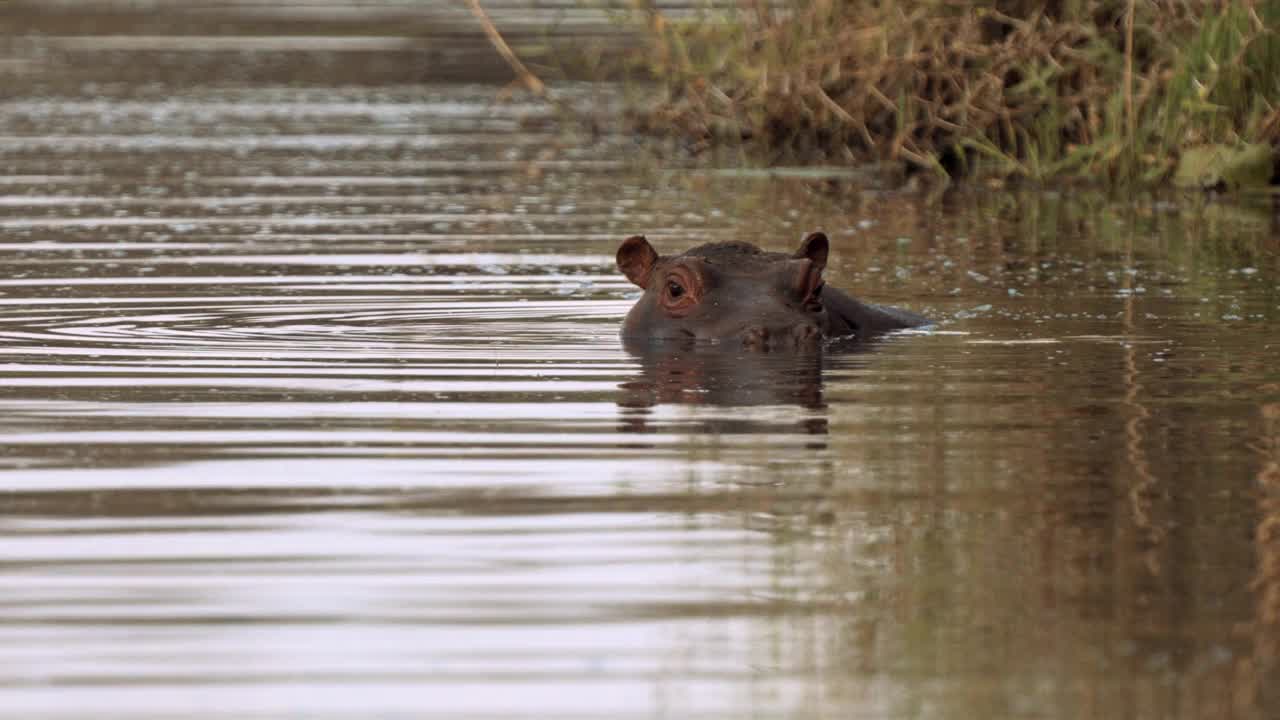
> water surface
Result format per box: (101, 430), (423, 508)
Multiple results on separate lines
(2, 9), (1280, 719)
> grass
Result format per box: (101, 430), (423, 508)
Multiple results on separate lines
(624, 0), (1280, 185)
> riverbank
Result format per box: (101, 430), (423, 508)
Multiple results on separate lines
(626, 1), (1280, 188)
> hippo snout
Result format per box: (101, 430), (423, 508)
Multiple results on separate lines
(740, 323), (823, 351)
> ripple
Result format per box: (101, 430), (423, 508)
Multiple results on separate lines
(5, 23), (1277, 720)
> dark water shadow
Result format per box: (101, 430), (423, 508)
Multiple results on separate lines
(615, 335), (893, 437)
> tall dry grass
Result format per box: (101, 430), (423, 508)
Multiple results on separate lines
(627, 0), (1280, 183)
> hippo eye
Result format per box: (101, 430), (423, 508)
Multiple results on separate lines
(659, 267), (700, 317)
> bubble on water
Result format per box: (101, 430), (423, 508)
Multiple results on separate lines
(953, 304), (993, 319)
(552, 280), (594, 296)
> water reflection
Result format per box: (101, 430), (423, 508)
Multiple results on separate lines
(616, 338), (920, 441)
(1243, 399), (1280, 713)
(620, 339), (826, 404)
(1, 5), (1280, 718)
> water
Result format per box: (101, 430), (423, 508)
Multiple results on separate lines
(2, 6), (1280, 719)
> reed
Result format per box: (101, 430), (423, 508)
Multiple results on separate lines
(625, 0), (1280, 184)
(466, 0), (546, 95)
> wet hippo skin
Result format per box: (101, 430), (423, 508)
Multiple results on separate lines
(616, 232), (929, 349)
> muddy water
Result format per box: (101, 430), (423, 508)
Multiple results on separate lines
(2, 18), (1280, 720)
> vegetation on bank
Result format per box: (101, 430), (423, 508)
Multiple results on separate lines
(625, 1), (1280, 186)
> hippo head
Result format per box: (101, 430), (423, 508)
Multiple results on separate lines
(616, 232), (834, 350)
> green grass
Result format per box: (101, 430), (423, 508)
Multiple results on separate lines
(625, 0), (1280, 185)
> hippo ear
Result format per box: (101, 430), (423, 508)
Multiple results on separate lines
(617, 235), (659, 289)
(793, 231), (829, 271)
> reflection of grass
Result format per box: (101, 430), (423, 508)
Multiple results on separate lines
(626, 1), (1280, 184)
(1240, 400), (1280, 712)
(678, 172), (1277, 271)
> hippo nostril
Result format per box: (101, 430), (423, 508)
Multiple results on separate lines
(741, 326), (768, 349)
(793, 324), (822, 345)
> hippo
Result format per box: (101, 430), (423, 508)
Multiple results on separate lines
(616, 232), (928, 349)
